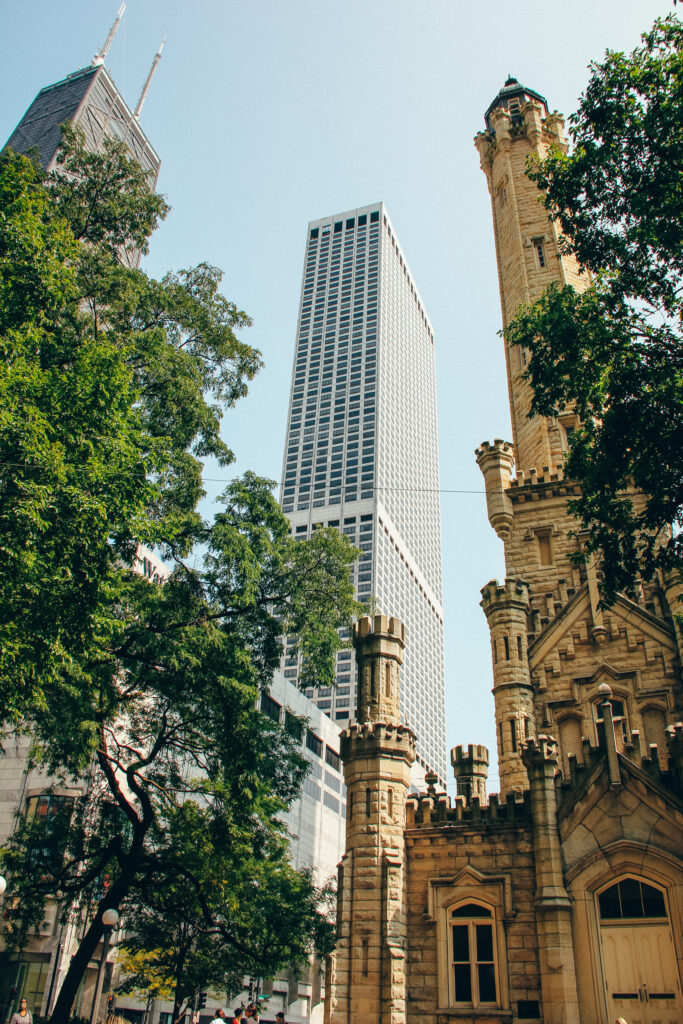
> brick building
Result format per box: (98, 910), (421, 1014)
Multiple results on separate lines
(325, 79), (683, 1024)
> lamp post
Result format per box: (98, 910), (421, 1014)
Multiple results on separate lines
(89, 908), (119, 1024)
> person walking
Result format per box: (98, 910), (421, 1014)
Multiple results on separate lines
(231, 1009), (243, 1024)
(10, 998), (32, 1024)
(210, 1010), (225, 1024)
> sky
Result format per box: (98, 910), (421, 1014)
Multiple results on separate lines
(1, 0), (673, 793)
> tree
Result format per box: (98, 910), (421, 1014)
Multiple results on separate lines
(0, 127), (258, 723)
(504, 15), (683, 604)
(0, 136), (360, 1023)
(119, 808), (335, 1024)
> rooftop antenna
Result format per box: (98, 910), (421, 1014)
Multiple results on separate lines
(92, 2), (126, 66)
(134, 37), (166, 120)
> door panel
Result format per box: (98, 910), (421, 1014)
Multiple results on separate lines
(601, 923), (681, 1024)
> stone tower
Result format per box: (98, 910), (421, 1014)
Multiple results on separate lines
(450, 743), (489, 804)
(327, 614), (415, 1024)
(474, 77), (586, 478)
(475, 77), (682, 797)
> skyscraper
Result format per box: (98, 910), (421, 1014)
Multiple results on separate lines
(280, 202), (446, 784)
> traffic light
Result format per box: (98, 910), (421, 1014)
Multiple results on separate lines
(107, 996), (115, 1014)
(198, 992), (207, 1010)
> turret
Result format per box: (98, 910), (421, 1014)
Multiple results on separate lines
(451, 744), (489, 805)
(481, 578), (536, 794)
(353, 613), (405, 725)
(328, 615), (415, 1024)
(476, 439), (515, 539)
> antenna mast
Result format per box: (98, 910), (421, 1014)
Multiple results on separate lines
(134, 37), (166, 119)
(92, 2), (126, 66)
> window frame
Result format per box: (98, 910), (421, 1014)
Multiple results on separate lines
(449, 901), (499, 1009)
(429, 868), (511, 1014)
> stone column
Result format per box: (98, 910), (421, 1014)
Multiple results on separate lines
(522, 736), (580, 1024)
(327, 615), (415, 1024)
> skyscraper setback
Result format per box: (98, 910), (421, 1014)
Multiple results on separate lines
(280, 203), (447, 784)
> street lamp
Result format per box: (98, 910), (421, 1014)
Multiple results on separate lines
(0, 876), (6, 897)
(89, 908), (119, 1024)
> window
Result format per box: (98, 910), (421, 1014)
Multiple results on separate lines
(533, 237), (546, 268)
(325, 746), (341, 771)
(260, 693), (281, 722)
(537, 531), (552, 566)
(306, 730), (323, 757)
(450, 903), (498, 1007)
(599, 878), (666, 920)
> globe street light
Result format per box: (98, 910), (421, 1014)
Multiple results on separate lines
(89, 908), (120, 1024)
(0, 876), (6, 897)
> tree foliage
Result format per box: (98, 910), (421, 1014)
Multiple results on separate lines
(0, 132), (359, 1024)
(504, 15), (683, 603)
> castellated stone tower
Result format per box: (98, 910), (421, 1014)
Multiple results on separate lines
(475, 78), (683, 798)
(327, 615), (416, 1024)
(450, 743), (489, 805)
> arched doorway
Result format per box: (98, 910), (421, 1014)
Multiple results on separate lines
(598, 877), (681, 1023)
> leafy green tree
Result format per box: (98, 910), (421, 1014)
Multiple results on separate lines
(119, 806), (334, 1024)
(504, 15), (683, 604)
(0, 135), (360, 1024)
(0, 128), (258, 723)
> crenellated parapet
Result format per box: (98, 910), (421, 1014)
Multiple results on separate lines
(339, 720), (416, 768)
(406, 786), (532, 828)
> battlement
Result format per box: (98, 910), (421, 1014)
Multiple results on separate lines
(481, 576), (530, 612)
(522, 734), (560, 769)
(406, 786), (532, 828)
(339, 720), (416, 766)
(354, 614), (405, 646)
(451, 744), (489, 768)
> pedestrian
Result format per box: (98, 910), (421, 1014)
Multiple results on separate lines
(210, 1011), (224, 1024)
(9, 998), (32, 1024)
(275, 1013), (285, 1024)
(232, 1009), (243, 1024)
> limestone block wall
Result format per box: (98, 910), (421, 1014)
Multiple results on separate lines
(403, 807), (540, 1022)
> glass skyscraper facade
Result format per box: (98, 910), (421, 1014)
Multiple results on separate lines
(280, 203), (447, 785)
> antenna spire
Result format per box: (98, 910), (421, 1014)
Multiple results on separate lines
(92, 2), (126, 66)
(134, 37), (166, 120)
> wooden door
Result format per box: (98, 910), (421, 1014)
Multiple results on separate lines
(601, 922), (681, 1024)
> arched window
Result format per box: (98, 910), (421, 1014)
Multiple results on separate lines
(449, 902), (498, 1007)
(598, 878), (666, 920)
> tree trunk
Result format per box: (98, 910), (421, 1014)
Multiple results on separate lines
(50, 878), (130, 1024)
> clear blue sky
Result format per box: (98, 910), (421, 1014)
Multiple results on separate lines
(1, 0), (672, 792)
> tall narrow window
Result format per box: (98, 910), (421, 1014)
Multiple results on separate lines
(537, 532), (552, 566)
(509, 719), (517, 753)
(450, 904), (498, 1007)
(503, 636), (510, 660)
(517, 635), (523, 660)
(533, 238), (546, 268)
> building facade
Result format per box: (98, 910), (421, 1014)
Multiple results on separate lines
(325, 80), (683, 1024)
(280, 203), (447, 786)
